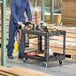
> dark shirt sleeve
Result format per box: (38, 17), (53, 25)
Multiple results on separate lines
(26, 0), (32, 21)
(10, 0), (19, 23)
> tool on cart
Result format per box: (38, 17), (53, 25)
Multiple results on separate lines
(18, 22), (35, 30)
(36, 21), (48, 32)
(36, 21), (58, 32)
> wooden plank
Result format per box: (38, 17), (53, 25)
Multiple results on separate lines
(0, 66), (51, 76)
(0, 70), (16, 76)
(62, 0), (76, 26)
(63, 0), (76, 2)
(29, 42), (76, 51)
(29, 37), (76, 50)
(0, 66), (18, 76)
(51, 26), (76, 33)
(8, 66), (51, 76)
(50, 36), (76, 42)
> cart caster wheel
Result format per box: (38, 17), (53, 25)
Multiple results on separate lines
(43, 62), (47, 67)
(23, 57), (26, 63)
(59, 60), (62, 65)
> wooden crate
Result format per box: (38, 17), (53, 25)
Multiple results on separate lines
(45, 13), (61, 25)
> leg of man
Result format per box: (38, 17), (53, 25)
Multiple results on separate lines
(7, 22), (17, 59)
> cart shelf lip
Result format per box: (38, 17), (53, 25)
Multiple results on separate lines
(27, 53), (36, 56)
(22, 29), (66, 36)
(26, 52), (65, 58)
(24, 52), (65, 61)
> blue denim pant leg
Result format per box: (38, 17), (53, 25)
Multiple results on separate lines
(7, 24), (17, 56)
(7, 34), (15, 56)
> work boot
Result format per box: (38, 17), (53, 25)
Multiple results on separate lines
(18, 56), (23, 59)
(8, 55), (14, 59)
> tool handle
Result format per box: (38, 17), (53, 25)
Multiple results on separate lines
(18, 22), (35, 30)
(18, 22), (30, 29)
(23, 22), (35, 30)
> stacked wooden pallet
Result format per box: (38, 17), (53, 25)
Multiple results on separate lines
(32, 8), (41, 24)
(62, 0), (76, 27)
(0, 8), (10, 45)
(29, 26), (76, 60)
(0, 66), (51, 76)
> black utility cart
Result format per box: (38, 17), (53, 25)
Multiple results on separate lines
(21, 29), (66, 67)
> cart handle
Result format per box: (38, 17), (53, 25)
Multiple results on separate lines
(23, 22), (35, 30)
(18, 22), (35, 30)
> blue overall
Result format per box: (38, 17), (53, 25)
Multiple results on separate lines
(7, 0), (32, 57)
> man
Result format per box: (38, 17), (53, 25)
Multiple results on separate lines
(7, 0), (32, 59)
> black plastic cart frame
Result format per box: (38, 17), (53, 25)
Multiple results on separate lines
(21, 29), (66, 67)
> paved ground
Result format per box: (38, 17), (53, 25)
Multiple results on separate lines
(0, 56), (75, 76)
(0, 51), (76, 76)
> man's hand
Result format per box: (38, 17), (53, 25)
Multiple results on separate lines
(18, 22), (23, 26)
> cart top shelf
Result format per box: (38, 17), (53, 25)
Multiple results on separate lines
(22, 29), (66, 36)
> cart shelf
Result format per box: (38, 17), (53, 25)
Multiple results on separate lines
(21, 29), (66, 67)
